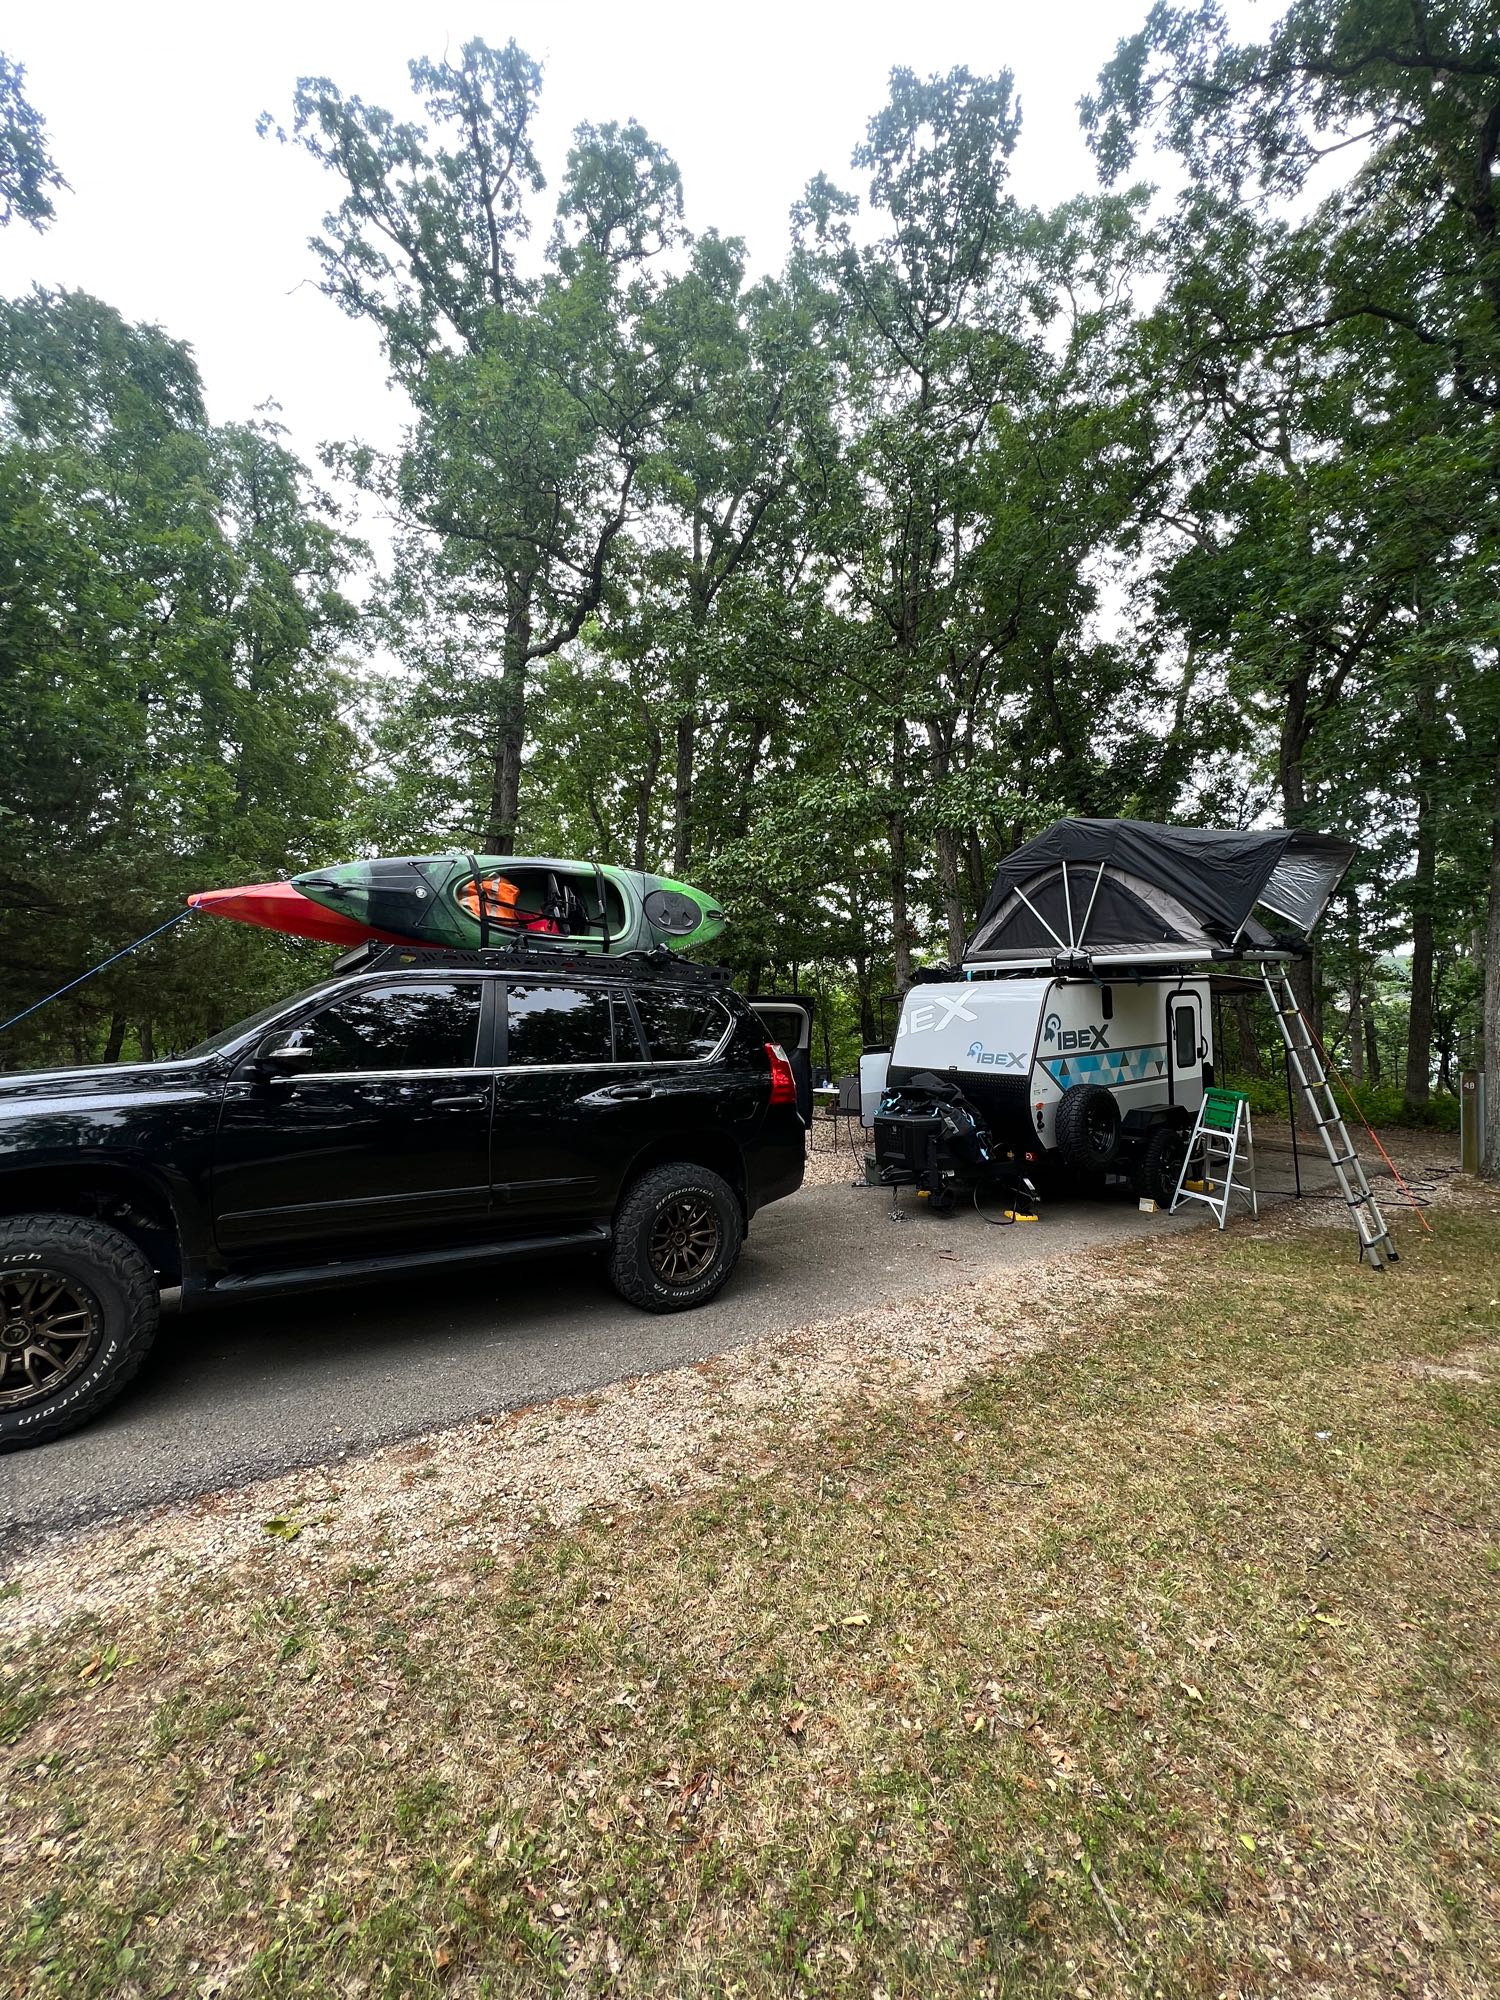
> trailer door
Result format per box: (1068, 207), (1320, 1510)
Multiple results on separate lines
(1168, 992), (1206, 1116)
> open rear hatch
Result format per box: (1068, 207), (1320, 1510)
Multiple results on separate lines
(749, 994), (814, 1125)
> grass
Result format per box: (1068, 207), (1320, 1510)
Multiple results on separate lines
(2, 1204), (1498, 1997)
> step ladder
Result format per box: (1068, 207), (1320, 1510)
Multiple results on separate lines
(1171, 1086), (1258, 1228)
(1260, 963), (1398, 1270)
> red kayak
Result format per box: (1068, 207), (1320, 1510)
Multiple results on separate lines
(187, 881), (410, 948)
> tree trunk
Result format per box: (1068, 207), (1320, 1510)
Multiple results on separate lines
(923, 721), (966, 964)
(137, 1018), (154, 1062)
(934, 823), (966, 965)
(965, 828), (988, 910)
(672, 708), (695, 876)
(1404, 681), (1437, 1109)
(1484, 739), (1500, 1175)
(1365, 1012), (1382, 1088)
(1345, 890), (1365, 1087)
(102, 1012), (126, 1064)
(635, 722), (662, 872)
(889, 721), (913, 992)
(1278, 676), (1321, 1034)
(853, 946), (875, 1046)
(730, 716), (770, 839)
(1231, 992), (1262, 1078)
(484, 603), (532, 855)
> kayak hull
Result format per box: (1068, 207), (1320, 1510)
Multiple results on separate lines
(187, 882), (410, 948)
(290, 856), (724, 955)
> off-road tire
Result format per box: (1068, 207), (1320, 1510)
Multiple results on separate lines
(1054, 1083), (1122, 1174)
(608, 1163), (743, 1313)
(1137, 1123), (1188, 1207)
(0, 1215), (160, 1454)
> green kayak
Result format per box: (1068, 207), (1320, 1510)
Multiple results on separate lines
(290, 855), (725, 955)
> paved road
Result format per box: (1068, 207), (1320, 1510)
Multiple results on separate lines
(3, 1182), (1208, 1546)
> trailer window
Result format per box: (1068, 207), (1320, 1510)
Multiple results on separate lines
(1173, 1004), (1198, 1070)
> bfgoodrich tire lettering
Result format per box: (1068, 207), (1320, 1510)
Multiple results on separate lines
(0, 1216), (161, 1453)
(608, 1164), (743, 1313)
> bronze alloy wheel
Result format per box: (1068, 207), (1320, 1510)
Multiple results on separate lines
(0, 1266), (104, 1410)
(647, 1194), (721, 1286)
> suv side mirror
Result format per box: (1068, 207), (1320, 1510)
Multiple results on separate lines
(255, 1029), (317, 1071)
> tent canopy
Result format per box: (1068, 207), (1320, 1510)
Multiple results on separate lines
(967, 819), (1354, 966)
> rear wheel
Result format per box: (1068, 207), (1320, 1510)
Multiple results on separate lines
(1136, 1123), (1188, 1206)
(1054, 1084), (1122, 1175)
(0, 1215), (160, 1453)
(608, 1164), (743, 1312)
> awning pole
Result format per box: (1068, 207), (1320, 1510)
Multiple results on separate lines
(1061, 862), (1075, 948)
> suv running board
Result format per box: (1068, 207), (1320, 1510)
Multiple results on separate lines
(208, 1225), (610, 1299)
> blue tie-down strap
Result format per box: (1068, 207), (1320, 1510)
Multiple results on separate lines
(0, 907), (194, 1038)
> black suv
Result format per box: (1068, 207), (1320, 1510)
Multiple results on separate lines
(0, 945), (805, 1452)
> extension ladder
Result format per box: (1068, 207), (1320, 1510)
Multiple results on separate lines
(1260, 964), (1398, 1270)
(1171, 1087), (1258, 1229)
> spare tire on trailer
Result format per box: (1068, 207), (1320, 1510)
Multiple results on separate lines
(1055, 1083), (1122, 1174)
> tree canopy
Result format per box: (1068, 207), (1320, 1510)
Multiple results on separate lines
(2, 8), (1497, 1154)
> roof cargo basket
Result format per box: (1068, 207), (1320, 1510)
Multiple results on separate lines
(331, 940), (732, 987)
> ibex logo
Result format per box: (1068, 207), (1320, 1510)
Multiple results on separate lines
(1042, 1011), (1109, 1052)
(966, 1043), (1026, 1069)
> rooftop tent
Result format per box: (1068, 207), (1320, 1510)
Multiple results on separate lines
(966, 819), (1355, 965)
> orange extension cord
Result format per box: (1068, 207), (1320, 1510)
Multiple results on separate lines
(1300, 1016), (1433, 1235)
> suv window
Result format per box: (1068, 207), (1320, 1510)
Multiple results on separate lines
(299, 982), (482, 1073)
(505, 982), (624, 1066)
(633, 991), (731, 1062)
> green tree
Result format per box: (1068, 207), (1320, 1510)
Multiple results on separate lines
(0, 54), (66, 229)
(273, 42), (684, 852)
(0, 290), (364, 1065)
(1089, 0), (1500, 1146)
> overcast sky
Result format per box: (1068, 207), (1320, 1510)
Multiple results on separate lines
(2, 0), (1269, 500)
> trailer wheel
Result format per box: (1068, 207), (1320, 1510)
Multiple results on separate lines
(1055, 1084), (1122, 1174)
(1137, 1123), (1188, 1206)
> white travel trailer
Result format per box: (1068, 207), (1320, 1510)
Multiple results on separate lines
(871, 818), (1356, 1207)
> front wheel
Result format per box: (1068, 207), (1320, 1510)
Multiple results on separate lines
(608, 1164), (743, 1312)
(0, 1215), (161, 1453)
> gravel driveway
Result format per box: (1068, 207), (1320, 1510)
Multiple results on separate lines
(1, 1169), (1205, 1547)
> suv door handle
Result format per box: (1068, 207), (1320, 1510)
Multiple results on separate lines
(432, 1094), (486, 1110)
(601, 1082), (654, 1100)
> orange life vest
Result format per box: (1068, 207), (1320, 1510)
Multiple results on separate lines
(458, 875), (560, 933)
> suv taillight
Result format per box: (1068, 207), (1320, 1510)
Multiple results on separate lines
(765, 1042), (797, 1107)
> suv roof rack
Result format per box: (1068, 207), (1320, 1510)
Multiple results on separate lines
(331, 939), (733, 988)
